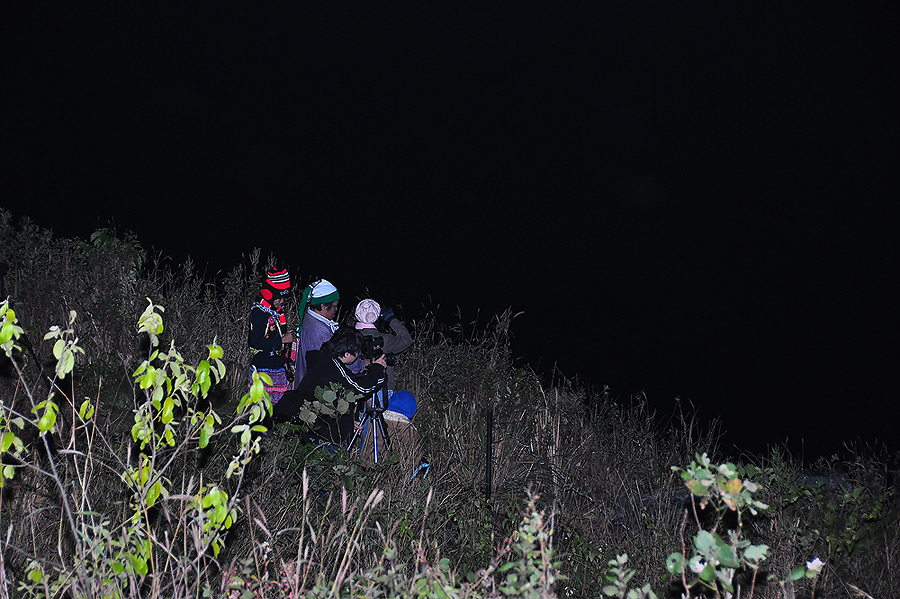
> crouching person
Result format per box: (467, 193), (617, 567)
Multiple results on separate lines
(377, 389), (421, 469)
(275, 328), (387, 448)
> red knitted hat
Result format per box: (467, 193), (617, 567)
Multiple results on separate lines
(260, 268), (291, 301)
(267, 268), (290, 290)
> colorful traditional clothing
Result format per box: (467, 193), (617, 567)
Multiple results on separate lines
(248, 269), (293, 404)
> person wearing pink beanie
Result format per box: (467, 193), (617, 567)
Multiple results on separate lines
(352, 298), (412, 392)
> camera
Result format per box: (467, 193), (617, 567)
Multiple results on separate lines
(360, 335), (395, 367)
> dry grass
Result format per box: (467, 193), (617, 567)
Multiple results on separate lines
(2, 210), (898, 598)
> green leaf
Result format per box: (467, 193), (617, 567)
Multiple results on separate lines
(130, 554), (148, 577)
(161, 397), (174, 424)
(743, 544), (769, 565)
(685, 480), (708, 496)
(788, 566), (806, 580)
(718, 462), (737, 478)
(665, 553), (684, 574)
(152, 384), (164, 406)
(38, 411), (56, 432)
(146, 481), (160, 507)
(695, 530), (717, 554)
(299, 406), (316, 425)
(139, 367), (156, 389)
(78, 400), (95, 420)
(58, 350), (75, 377)
(716, 544), (740, 569)
(250, 378), (263, 403)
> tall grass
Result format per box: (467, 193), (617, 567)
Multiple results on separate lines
(1, 209), (897, 598)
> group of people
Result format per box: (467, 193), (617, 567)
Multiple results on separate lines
(247, 268), (416, 454)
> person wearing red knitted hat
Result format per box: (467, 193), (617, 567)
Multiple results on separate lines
(248, 268), (295, 407)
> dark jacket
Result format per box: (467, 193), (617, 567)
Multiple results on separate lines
(275, 349), (385, 444)
(351, 319), (413, 391)
(248, 305), (289, 370)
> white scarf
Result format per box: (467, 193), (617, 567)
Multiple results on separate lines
(307, 308), (339, 333)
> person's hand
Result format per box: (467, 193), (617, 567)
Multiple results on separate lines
(281, 331), (295, 344)
(373, 354), (388, 368)
(381, 306), (396, 325)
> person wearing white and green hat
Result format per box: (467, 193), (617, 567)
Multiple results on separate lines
(292, 278), (341, 386)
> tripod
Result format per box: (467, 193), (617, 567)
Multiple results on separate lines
(347, 390), (392, 463)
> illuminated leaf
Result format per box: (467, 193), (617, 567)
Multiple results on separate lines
(38, 412), (56, 432)
(685, 480), (707, 496)
(743, 544), (769, 565)
(665, 553), (684, 573)
(161, 397), (174, 424)
(725, 478), (742, 495)
(78, 400), (95, 420)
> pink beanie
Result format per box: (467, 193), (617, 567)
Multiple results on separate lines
(355, 299), (381, 326)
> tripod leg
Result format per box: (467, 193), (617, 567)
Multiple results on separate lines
(347, 412), (371, 456)
(372, 416), (379, 463)
(375, 414), (392, 453)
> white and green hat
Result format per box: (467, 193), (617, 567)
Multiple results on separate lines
(297, 279), (340, 328)
(309, 279), (339, 305)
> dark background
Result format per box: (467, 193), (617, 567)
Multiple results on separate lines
(2, 4), (898, 463)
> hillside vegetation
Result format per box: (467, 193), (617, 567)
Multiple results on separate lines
(1, 209), (897, 598)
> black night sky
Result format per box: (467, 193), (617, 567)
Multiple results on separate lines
(2, 4), (898, 462)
